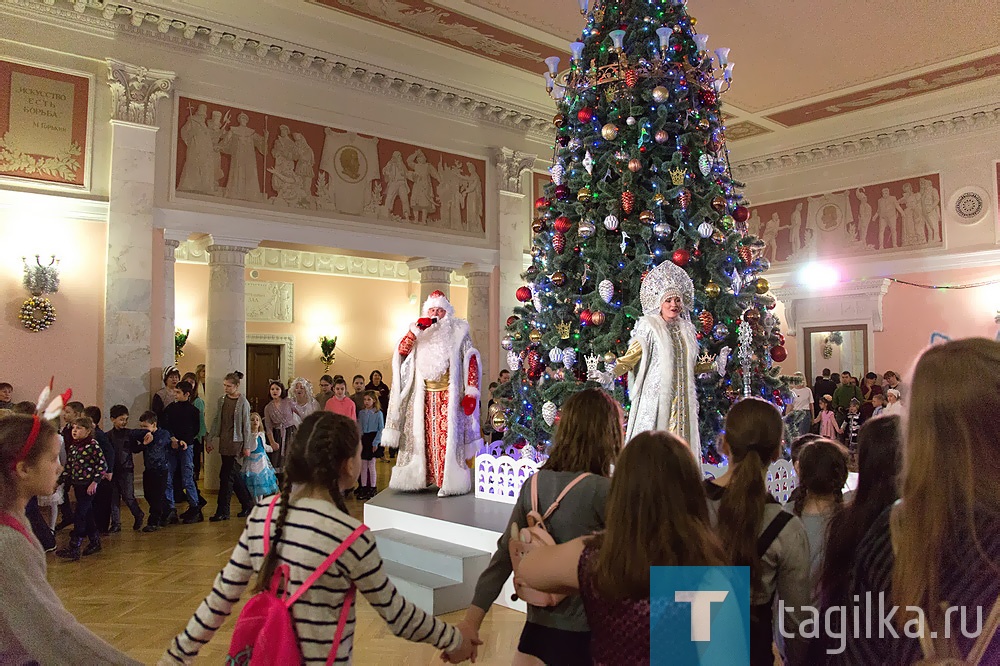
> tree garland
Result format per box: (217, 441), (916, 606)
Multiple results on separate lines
(19, 296), (56, 332)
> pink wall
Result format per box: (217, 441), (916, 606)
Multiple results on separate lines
(0, 217), (107, 406)
(173, 262), (469, 388)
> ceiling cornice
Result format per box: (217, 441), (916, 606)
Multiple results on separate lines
(7, 0), (554, 140)
(731, 103), (1000, 179)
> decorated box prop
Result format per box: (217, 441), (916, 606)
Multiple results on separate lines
(475, 453), (542, 505)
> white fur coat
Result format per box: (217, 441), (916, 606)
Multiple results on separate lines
(382, 317), (483, 497)
(625, 315), (701, 461)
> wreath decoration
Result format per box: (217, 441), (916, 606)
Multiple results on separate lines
(19, 296), (57, 332)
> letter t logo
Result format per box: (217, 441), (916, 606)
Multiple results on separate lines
(675, 590), (729, 642)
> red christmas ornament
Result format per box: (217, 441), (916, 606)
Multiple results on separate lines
(552, 232), (566, 254)
(515, 286), (532, 302)
(693, 248), (702, 258)
(770, 345), (788, 362)
(677, 189), (691, 209)
(738, 246), (752, 264)
(733, 206), (750, 223)
(506, 315), (519, 327)
(579, 309), (593, 326)
(554, 184), (570, 200)
(700, 89), (718, 106)
(670, 42), (683, 53)
(526, 350), (543, 378)
(554, 216), (572, 233)
(671, 248), (691, 266)
(696, 332), (704, 341)
(534, 197), (549, 210)
(621, 190), (635, 214)
(577, 107), (595, 123)
(557, 135), (570, 147)
(624, 69), (639, 88)
(699, 311), (714, 334)
(513, 438), (527, 450)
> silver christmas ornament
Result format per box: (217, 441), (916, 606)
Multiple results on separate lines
(698, 221), (715, 238)
(578, 219), (596, 239)
(501, 335), (514, 351)
(653, 222), (671, 238)
(562, 348), (577, 369)
(582, 151), (594, 175)
(507, 350), (521, 371)
(603, 214), (619, 231)
(598, 279), (614, 303)
(542, 401), (558, 427)
(626, 116), (637, 126)
(698, 153), (713, 176)
(550, 163), (565, 185)
(549, 347), (564, 364)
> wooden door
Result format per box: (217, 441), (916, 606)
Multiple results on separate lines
(246, 344), (280, 414)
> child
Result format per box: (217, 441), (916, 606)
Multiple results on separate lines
(84, 406), (116, 534)
(55, 416), (107, 561)
(1, 412), (141, 664)
(242, 412), (278, 501)
(207, 371), (254, 522)
(515, 431), (725, 665)
(162, 381), (203, 523)
(843, 398), (862, 462)
(0, 381), (12, 409)
(107, 405), (144, 531)
(870, 392), (886, 417)
(357, 391), (385, 500)
(324, 377), (357, 420)
(151, 365), (180, 419)
(54, 400), (84, 531)
(705, 398), (811, 665)
(181, 372), (207, 507)
(461, 389), (622, 665)
(263, 380), (297, 473)
(134, 411), (172, 532)
(882, 387), (903, 415)
(812, 394), (842, 440)
(784, 439), (849, 603)
(350, 374), (367, 416)
(162, 412), (476, 664)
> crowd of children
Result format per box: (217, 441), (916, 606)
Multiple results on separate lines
(4, 338), (999, 663)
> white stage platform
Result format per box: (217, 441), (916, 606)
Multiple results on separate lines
(364, 488), (525, 612)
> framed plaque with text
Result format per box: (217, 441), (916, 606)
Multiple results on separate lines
(0, 58), (93, 189)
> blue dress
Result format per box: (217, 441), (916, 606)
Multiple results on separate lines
(242, 433), (278, 498)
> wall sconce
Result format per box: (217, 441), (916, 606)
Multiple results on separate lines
(18, 255), (60, 332)
(175, 328), (190, 361)
(319, 335), (338, 372)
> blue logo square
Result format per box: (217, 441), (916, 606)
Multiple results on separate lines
(650, 566), (750, 666)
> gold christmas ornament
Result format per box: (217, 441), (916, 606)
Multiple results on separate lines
(556, 321), (572, 339)
(529, 328), (542, 343)
(697, 117), (710, 130)
(755, 278), (770, 295)
(601, 123), (620, 140)
(531, 219), (544, 234)
(711, 196), (727, 212)
(711, 229), (726, 244)
(651, 86), (670, 103)
(18, 296), (56, 332)
(577, 186), (592, 202)
(668, 166), (686, 186)
(590, 311), (606, 326)
(627, 158), (642, 173)
(603, 351), (617, 365)
(652, 192), (666, 205)
(638, 210), (655, 224)
(705, 282), (721, 298)
(553, 113), (567, 128)
(654, 129), (669, 144)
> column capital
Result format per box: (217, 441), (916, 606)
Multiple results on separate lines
(407, 257), (464, 273)
(490, 146), (537, 196)
(163, 229), (191, 244)
(164, 237), (181, 262)
(207, 234), (260, 251)
(460, 263), (496, 279)
(106, 58), (176, 126)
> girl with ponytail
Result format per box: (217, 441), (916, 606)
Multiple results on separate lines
(705, 397), (811, 665)
(164, 412), (478, 664)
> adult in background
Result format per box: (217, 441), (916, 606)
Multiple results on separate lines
(383, 291), (482, 497)
(206, 371), (254, 522)
(859, 372), (882, 421)
(785, 372), (815, 440)
(812, 369), (837, 416)
(315, 375), (334, 408)
(832, 372), (862, 421)
(881, 370), (905, 399)
(365, 370), (391, 419)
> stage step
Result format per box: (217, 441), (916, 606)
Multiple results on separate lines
(372, 528), (491, 615)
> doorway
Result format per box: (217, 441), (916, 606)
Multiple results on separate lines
(246, 344), (281, 414)
(802, 325), (869, 385)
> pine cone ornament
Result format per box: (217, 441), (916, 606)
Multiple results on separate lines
(738, 245), (753, 265)
(562, 348), (577, 369)
(677, 189), (691, 209)
(621, 190), (635, 214)
(542, 401), (558, 427)
(699, 310), (714, 334)
(526, 350), (543, 378)
(553, 232), (566, 254)
(624, 69), (639, 88)
(598, 279), (614, 303)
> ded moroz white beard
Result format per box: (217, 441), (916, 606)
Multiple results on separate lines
(416, 316), (461, 382)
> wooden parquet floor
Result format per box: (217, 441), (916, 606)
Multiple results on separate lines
(47, 460), (524, 665)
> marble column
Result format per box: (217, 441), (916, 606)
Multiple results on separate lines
(491, 147), (536, 370)
(161, 231), (188, 372)
(204, 237), (259, 490)
(462, 265), (495, 383)
(103, 59), (174, 415)
(407, 258), (463, 306)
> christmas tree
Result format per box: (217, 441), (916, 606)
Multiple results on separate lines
(494, 0), (788, 462)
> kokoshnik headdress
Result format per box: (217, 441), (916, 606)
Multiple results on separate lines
(8, 376), (71, 471)
(639, 260), (695, 317)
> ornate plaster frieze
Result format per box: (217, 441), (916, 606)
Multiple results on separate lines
(771, 278), (891, 336)
(11, 0), (554, 139)
(106, 58), (175, 126)
(732, 104), (1000, 179)
(491, 147), (537, 195)
(175, 241), (469, 286)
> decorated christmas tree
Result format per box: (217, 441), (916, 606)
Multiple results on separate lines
(493, 0), (789, 462)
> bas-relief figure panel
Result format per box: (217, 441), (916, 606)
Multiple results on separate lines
(750, 173), (943, 265)
(246, 281), (293, 323)
(0, 59), (91, 188)
(173, 96), (486, 238)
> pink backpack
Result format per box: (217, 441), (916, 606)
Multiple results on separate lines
(227, 496), (368, 666)
(509, 472), (591, 607)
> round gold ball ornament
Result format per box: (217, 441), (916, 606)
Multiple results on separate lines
(638, 210), (655, 224)
(551, 271), (567, 286)
(603, 351), (617, 365)
(590, 311), (606, 326)
(755, 278), (770, 295)
(711, 196), (727, 212)
(628, 158), (642, 173)
(531, 219), (544, 234)
(18, 296), (56, 332)
(697, 117), (710, 130)
(577, 186), (592, 202)
(601, 123), (620, 140)
(489, 403), (507, 432)
(529, 328), (543, 343)
(652, 192), (666, 206)
(652, 86), (670, 103)
(711, 229), (726, 244)
(654, 129), (669, 144)
(705, 282), (722, 298)
(553, 113), (567, 128)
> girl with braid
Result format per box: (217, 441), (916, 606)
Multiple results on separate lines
(162, 412), (478, 664)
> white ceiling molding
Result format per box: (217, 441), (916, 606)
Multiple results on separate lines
(772, 278), (891, 338)
(9, 0), (554, 139)
(732, 104), (1000, 179)
(0, 187), (109, 222)
(175, 240), (469, 286)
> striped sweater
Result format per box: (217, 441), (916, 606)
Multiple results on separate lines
(164, 497), (462, 664)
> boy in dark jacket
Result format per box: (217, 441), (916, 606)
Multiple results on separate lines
(135, 411), (172, 532)
(84, 406), (116, 534)
(108, 405), (145, 531)
(161, 381), (203, 523)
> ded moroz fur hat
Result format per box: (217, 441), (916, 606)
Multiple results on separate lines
(422, 290), (455, 317)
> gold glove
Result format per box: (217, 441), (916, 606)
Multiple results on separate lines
(613, 341), (642, 377)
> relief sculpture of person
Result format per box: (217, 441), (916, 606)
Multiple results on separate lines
(461, 161), (483, 231)
(221, 113), (266, 202)
(876, 187), (903, 249)
(177, 104), (218, 195)
(920, 179), (941, 243)
(856, 188), (875, 247)
(382, 150), (412, 221)
(406, 149), (438, 225)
